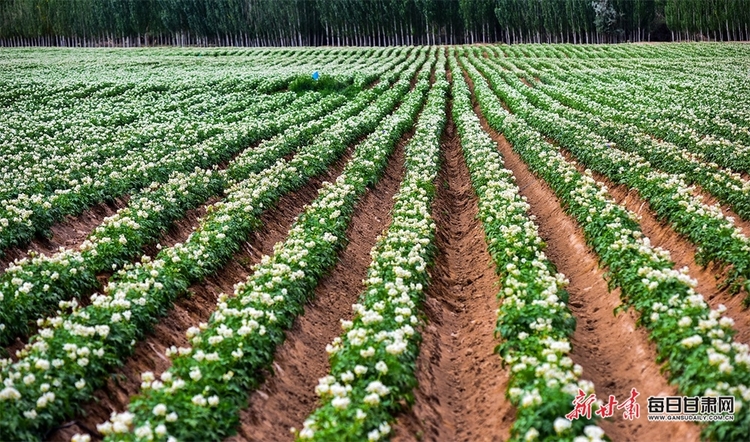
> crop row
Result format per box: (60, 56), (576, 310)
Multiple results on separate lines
(0, 65), (416, 347)
(508, 54), (750, 173)
(0, 91), (308, 254)
(0, 46), (422, 348)
(0, 49), (421, 343)
(1, 86), (291, 201)
(95, 49), (436, 442)
(478, 52), (750, 224)
(467, 51), (750, 299)
(0, 47), (416, 255)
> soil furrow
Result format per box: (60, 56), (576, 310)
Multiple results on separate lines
(557, 149), (750, 345)
(228, 144), (406, 442)
(142, 196), (222, 257)
(47, 148), (354, 442)
(476, 116), (700, 441)
(0, 197), (128, 273)
(391, 116), (514, 442)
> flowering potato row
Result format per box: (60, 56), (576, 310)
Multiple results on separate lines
(481, 54), (750, 224)
(225, 50), (424, 184)
(449, 52), (604, 442)
(468, 53), (750, 298)
(95, 52), (435, 442)
(463, 55), (750, 441)
(532, 58), (750, 166)
(296, 51), (448, 442)
(0, 82), (278, 196)
(552, 56), (750, 147)
(0, 45), (418, 262)
(0, 46), (404, 202)
(508, 53), (750, 146)
(0, 91), (313, 255)
(0, 46), (417, 257)
(0, 60), (417, 441)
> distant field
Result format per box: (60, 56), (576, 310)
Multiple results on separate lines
(1, 44), (749, 441)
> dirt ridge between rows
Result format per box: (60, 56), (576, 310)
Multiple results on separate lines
(391, 112), (514, 442)
(463, 65), (700, 441)
(0, 197), (128, 274)
(47, 147), (354, 442)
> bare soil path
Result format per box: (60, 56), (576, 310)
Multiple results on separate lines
(391, 115), (515, 442)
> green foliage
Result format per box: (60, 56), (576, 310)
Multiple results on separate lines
(288, 74), (350, 96)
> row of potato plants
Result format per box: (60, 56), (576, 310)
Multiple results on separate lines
(294, 51), (448, 442)
(482, 53), (750, 224)
(490, 44), (750, 133)
(519, 55), (750, 146)
(449, 53), (604, 442)
(95, 51), (436, 442)
(554, 57), (750, 147)
(462, 54), (750, 441)
(0, 81), (291, 202)
(0, 42), (396, 203)
(523, 42), (750, 122)
(0, 80), (269, 191)
(512, 55), (750, 175)
(0, 60), (419, 440)
(467, 52), (750, 298)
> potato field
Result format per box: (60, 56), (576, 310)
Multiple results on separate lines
(1, 43), (750, 441)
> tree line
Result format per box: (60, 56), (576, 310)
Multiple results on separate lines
(1, 0), (749, 47)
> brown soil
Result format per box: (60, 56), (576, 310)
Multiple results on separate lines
(0, 197), (128, 273)
(390, 116), (515, 442)
(143, 196), (221, 256)
(228, 145), (406, 442)
(47, 149), (354, 442)
(466, 69), (700, 440)
(558, 151), (750, 345)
